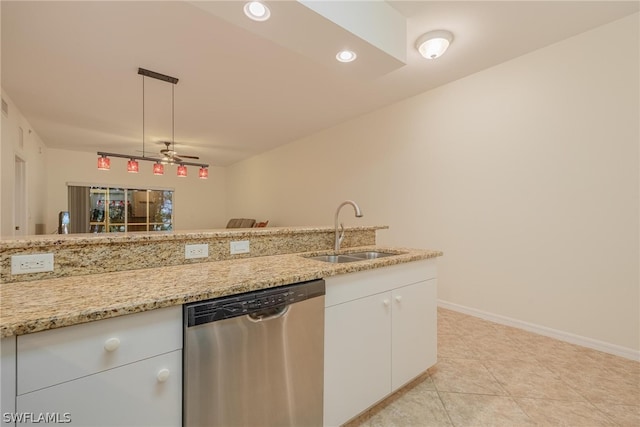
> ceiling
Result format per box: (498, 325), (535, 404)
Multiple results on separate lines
(2, 1), (638, 166)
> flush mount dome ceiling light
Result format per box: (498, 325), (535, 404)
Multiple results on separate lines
(336, 50), (357, 63)
(415, 30), (453, 59)
(244, 1), (271, 22)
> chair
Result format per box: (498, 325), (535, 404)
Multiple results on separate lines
(226, 218), (256, 228)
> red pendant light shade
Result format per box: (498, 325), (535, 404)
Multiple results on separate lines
(97, 153), (207, 178)
(98, 156), (111, 170)
(153, 162), (164, 175)
(198, 167), (208, 179)
(127, 159), (139, 173)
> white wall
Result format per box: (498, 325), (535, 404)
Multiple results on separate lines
(46, 149), (227, 232)
(227, 15), (640, 353)
(0, 91), (48, 236)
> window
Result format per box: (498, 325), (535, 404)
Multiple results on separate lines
(68, 185), (173, 233)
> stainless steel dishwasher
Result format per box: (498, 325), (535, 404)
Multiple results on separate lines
(183, 279), (325, 427)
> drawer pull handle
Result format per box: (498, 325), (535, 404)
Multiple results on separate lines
(395, 295), (403, 303)
(157, 368), (171, 383)
(383, 299), (390, 307)
(104, 337), (120, 352)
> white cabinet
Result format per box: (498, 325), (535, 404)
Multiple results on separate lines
(391, 281), (437, 390)
(1, 337), (17, 427)
(324, 260), (437, 427)
(324, 293), (391, 426)
(14, 306), (182, 427)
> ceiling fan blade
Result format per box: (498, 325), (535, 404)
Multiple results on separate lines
(155, 141), (200, 161)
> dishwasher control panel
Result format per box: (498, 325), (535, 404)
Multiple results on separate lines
(185, 279), (325, 326)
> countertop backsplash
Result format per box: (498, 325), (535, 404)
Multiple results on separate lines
(0, 226), (385, 283)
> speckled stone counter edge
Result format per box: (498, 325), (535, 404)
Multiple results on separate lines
(1, 226), (387, 283)
(1, 246), (443, 338)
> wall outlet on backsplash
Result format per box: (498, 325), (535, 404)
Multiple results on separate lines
(185, 244), (209, 259)
(11, 253), (54, 274)
(230, 240), (250, 255)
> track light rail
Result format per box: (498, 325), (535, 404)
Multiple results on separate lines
(97, 151), (208, 168)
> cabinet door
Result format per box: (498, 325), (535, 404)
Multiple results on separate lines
(391, 279), (437, 391)
(1, 337), (16, 427)
(324, 293), (391, 427)
(16, 350), (181, 427)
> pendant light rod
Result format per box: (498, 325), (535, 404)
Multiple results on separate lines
(137, 68), (179, 85)
(142, 73), (145, 157)
(172, 83), (175, 153)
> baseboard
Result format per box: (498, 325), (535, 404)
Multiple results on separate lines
(437, 300), (640, 362)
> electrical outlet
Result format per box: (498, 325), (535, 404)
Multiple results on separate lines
(11, 253), (54, 275)
(185, 243), (209, 259)
(230, 240), (250, 255)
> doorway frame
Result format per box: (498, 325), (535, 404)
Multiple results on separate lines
(14, 154), (27, 236)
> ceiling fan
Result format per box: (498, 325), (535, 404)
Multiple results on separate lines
(158, 141), (200, 163)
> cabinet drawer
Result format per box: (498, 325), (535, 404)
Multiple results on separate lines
(17, 306), (182, 395)
(17, 350), (182, 427)
(325, 259), (436, 307)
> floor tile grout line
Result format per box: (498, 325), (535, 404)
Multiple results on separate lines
(553, 375), (625, 427)
(432, 380), (457, 427)
(535, 349), (637, 422)
(445, 308), (639, 425)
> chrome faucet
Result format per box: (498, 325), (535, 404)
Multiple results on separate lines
(334, 200), (363, 252)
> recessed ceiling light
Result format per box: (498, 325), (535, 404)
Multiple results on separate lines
(244, 1), (271, 22)
(415, 30), (453, 60)
(336, 50), (357, 63)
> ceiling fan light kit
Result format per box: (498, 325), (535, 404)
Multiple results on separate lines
(97, 67), (209, 179)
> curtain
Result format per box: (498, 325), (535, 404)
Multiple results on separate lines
(68, 186), (90, 233)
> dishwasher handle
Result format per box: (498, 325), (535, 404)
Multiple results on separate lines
(185, 279), (325, 327)
(247, 305), (289, 322)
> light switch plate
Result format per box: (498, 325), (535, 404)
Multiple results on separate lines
(11, 253), (54, 275)
(185, 243), (209, 259)
(230, 240), (250, 255)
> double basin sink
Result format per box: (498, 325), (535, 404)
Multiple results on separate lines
(305, 251), (396, 264)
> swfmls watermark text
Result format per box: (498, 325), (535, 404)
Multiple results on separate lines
(2, 412), (71, 424)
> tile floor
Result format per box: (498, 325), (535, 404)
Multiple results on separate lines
(347, 308), (640, 427)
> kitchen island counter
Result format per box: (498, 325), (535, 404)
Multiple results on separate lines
(0, 246), (442, 338)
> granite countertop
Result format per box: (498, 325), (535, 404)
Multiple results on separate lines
(0, 246), (442, 338)
(0, 226), (386, 249)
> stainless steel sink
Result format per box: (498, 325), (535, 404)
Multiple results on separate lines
(306, 254), (363, 263)
(305, 251), (397, 263)
(349, 251), (395, 260)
